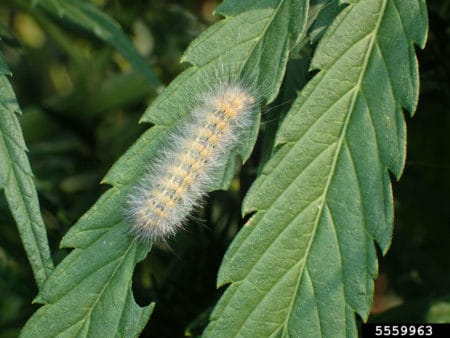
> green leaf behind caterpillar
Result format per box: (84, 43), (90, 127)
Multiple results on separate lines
(21, 0), (308, 335)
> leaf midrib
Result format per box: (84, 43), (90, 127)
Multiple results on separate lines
(71, 239), (137, 336)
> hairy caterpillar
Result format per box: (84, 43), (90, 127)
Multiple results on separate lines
(127, 81), (257, 242)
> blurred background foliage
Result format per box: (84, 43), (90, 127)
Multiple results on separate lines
(0, 0), (448, 337)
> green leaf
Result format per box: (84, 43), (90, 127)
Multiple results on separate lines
(21, 0), (309, 334)
(19, 127), (161, 337)
(204, 0), (428, 337)
(308, 0), (343, 44)
(20, 223), (154, 337)
(144, 0), (308, 188)
(0, 50), (54, 288)
(0, 52), (9, 74)
(33, 0), (160, 86)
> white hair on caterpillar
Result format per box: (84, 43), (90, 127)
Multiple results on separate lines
(126, 79), (259, 242)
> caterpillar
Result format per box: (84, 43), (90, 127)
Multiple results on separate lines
(127, 81), (257, 242)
